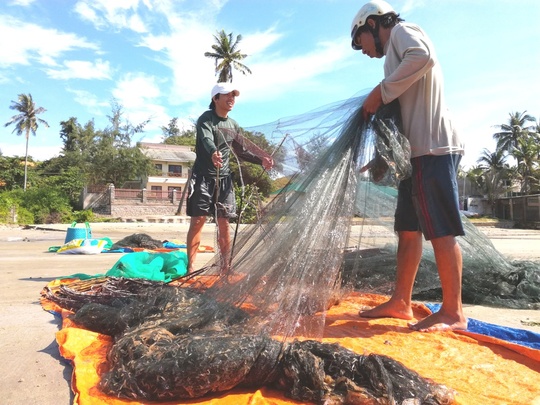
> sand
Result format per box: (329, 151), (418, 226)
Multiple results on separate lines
(0, 222), (538, 405)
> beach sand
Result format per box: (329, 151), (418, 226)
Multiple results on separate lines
(0, 222), (538, 404)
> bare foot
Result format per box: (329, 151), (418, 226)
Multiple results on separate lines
(359, 299), (414, 320)
(408, 310), (468, 332)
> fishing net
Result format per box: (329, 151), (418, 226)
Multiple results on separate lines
(110, 233), (164, 250)
(48, 91), (540, 404)
(208, 93), (540, 311)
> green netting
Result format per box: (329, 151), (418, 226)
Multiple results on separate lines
(106, 251), (188, 282)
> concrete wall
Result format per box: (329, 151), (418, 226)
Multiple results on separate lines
(111, 200), (179, 218)
(83, 185), (189, 221)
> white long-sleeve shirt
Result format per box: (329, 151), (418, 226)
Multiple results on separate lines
(380, 22), (464, 158)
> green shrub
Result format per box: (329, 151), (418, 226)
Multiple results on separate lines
(18, 186), (73, 224)
(235, 184), (264, 224)
(73, 210), (95, 223)
(0, 191), (34, 224)
(0, 194), (15, 223)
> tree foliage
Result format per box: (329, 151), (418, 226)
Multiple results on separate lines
(42, 101), (155, 189)
(162, 117), (196, 147)
(493, 111), (535, 154)
(512, 135), (540, 193)
(475, 148), (513, 213)
(467, 110), (540, 210)
(234, 183), (272, 224)
(229, 130), (282, 197)
(0, 156), (29, 191)
(39, 165), (87, 209)
(293, 132), (330, 173)
(0, 190), (33, 224)
(491, 111), (540, 194)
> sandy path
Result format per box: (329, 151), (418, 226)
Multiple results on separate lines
(0, 222), (538, 405)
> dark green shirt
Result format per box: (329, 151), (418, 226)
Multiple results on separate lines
(192, 109), (268, 179)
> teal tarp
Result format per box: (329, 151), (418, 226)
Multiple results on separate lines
(107, 251), (188, 282)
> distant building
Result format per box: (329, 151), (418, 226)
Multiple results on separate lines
(83, 143), (196, 218)
(138, 142), (196, 195)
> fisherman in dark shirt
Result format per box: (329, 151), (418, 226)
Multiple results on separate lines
(186, 82), (274, 274)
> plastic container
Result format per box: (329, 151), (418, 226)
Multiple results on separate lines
(64, 222), (92, 244)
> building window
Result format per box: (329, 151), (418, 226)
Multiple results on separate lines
(168, 164), (182, 177)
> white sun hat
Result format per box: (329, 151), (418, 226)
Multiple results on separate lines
(211, 82), (240, 98)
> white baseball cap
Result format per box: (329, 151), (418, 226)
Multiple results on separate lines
(211, 82), (240, 98)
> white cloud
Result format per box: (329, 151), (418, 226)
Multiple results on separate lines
(0, 15), (98, 68)
(138, 8), (352, 107)
(74, 0), (148, 33)
(231, 27), (282, 56)
(67, 88), (110, 116)
(73, 2), (100, 27)
(71, 1), (228, 106)
(139, 16), (221, 103)
(69, 1), (356, 113)
(111, 72), (171, 132)
(8, 0), (36, 5)
(112, 72), (160, 108)
(127, 13), (147, 33)
(45, 59), (112, 80)
(233, 37), (352, 100)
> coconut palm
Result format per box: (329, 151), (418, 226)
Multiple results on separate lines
(512, 136), (540, 193)
(477, 148), (507, 171)
(465, 165), (486, 193)
(4, 93), (49, 191)
(534, 118), (540, 135)
(477, 148), (512, 214)
(493, 111), (535, 155)
(494, 112), (540, 194)
(204, 30), (252, 83)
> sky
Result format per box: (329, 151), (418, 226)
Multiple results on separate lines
(0, 0), (539, 169)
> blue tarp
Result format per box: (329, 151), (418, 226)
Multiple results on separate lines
(425, 303), (540, 350)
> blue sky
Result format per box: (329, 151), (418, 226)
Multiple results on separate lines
(0, 0), (538, 169)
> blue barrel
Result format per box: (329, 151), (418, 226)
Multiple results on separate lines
(64, 222), (92, 243)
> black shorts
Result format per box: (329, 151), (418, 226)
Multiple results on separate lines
(394, 154), (464, 240)
(186, 172), (237, 219)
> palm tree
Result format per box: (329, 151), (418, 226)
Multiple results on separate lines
(466, 165), (486, 194)
(4, 93), (49, 191)
(493, 111), (535, 155)
(204, 30), (252, 83)
(476, 148), (511, 214)
(511, 136), (540, 193)
(477, 148), (507, 171)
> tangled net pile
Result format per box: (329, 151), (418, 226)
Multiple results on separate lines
(48, 92), (539, 404)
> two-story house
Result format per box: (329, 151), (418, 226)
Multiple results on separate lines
(83, 142), (196, 218)
(139, 142), (196, 196)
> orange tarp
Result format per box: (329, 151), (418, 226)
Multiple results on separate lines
(46, 291), (540, 405)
